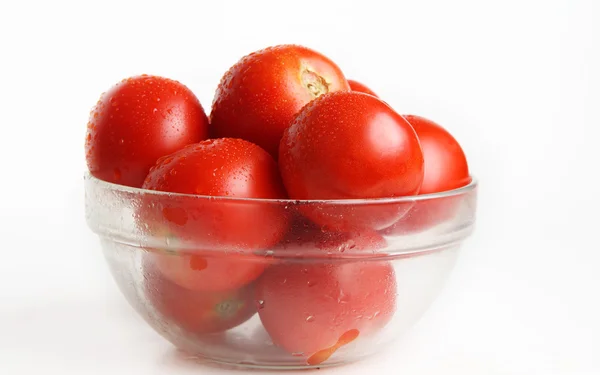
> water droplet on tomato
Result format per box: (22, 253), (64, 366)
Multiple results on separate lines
(291, 352), (304, 357)
(256, 300), (265, 309)
(306, 315), (315, 323)
(307, 280), (318, 287)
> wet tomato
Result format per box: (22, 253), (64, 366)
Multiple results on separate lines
(209, 45), (350, 158)
(279, 91), (424, 231)
(143, 256), (256, 334)
(141, 138), (289, 291)
(85, 75), (209, 187)
(255, 260), (396, 365)
(383, 115), (470, 234)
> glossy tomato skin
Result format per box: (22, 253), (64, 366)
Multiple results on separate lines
(256, 260), (396, 365)
(403, 115), (470, 194)
(143, 256), (256, 334)
(279, 91), (424, 231)
(383, 115), (470, 234)
(141, 138), (290, 291)
(85, 75), (209, 187)
(210, 45), (350, 158)
(348, 79), (378, 97)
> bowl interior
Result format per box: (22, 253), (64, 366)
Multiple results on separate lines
(85, 173), (477, 368)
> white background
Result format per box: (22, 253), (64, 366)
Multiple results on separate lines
(0, 0), (599, 374)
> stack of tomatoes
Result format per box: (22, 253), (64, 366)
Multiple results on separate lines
(85, 44), (470, 364)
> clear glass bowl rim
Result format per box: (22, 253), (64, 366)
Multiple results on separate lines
(83, 172), (478, 205)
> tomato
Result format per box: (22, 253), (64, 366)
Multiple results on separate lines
(383, 115), (470, 234)
(313, 230), (387, 257)
(256, 260), (396, 365)
(143, 256), (256, 334)
(151, 251), (270, 292)
(209, 44), (350, 158)
(279, 91), (424, 231)
(141, 138), (290, 291)
(85, 75), (209, 187)
(348, 79), (378, 97)
(276, 215), (388, 258)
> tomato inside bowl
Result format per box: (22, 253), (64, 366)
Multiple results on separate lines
(84, 173), (477, 369)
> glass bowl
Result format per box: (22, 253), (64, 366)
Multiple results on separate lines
(84, 173), (477, 370)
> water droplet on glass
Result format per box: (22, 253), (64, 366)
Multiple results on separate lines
(337, 290), (349, 304)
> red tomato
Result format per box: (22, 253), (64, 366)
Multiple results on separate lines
(279, 91), (424, 231)
(141, 138), (290, 291)
(348, 79), (378, 97)
(85, 75), (209, 187)
(256, 260), (396, 365)
(209, 44), (350, 158)
(383, 115), (470, 234)
(143, 256), (256, 334)
(151, 251), (270, 292)
(276, 215), (388, 258)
